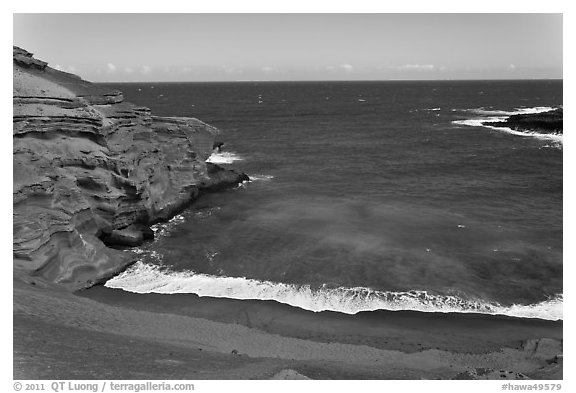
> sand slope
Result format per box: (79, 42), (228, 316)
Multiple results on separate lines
(14, 278), (562, 380)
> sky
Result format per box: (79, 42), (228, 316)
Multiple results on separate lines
(13, 13), (563, 82)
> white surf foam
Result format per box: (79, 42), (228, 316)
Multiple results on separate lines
(452, 106), (562, 144)
(233, 174), (274, 190)
(206, 152), (244, 164)
(247, 174), (275, 182)
(105, 262), (563, 321)
(461, 106), (556, 116)
(149, 214), (187, 238)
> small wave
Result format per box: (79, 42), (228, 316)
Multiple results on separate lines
(234, 174), (274, 189)
(247, 174), (274, 182)
(106, 262), (563, 321)
(193, 206), (221, 219)
(453, 118), (563, 143)
(424, 107), (441, 111)
(150, 214), (186, 238)
(206, 152), (244, 164)
(488, 126), (562, 143)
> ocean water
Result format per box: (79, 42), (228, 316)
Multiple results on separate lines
(100, 80), (563, 320)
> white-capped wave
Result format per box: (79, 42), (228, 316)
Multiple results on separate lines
(207, 152), (244, 164)
(150, 214), (186, 238)
(461, 106), (555, 116)
(247, 174), (275, 182)
(452, 106), (562, 144)
(233, 174), (274, 189)
(106, 262), (563, 321)
(148, 207), (223, 239)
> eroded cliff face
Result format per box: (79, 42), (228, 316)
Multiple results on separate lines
(13, 47), (248, 290)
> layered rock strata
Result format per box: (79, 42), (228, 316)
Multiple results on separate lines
(13, 47), (248, 290)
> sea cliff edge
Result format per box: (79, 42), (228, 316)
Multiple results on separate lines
(13, 46), (248, 291)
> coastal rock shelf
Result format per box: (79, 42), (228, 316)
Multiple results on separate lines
(483, 108), (563, 135)
(13, 47), (248, 290)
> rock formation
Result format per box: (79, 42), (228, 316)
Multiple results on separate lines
(13, 46), (248, 291)
(483, 108), (563, 135)
(452, 368), (529, 380)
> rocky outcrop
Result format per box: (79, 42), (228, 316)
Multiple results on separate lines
(13, 46), (248, 290)
(452, 368), (529, 380)
(13, 46), (48, 70)
(484, 108), (563, 135)
(452, 338), (563, 380)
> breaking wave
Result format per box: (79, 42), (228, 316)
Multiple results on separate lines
(460, 106), (556, 116)
(452, 106), (562, 144)
(247, 174), (275, 182)
(105, 262), (563, 321)
(207, 151), (244, 164)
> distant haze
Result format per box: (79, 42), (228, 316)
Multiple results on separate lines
(13, 13), (563, 82)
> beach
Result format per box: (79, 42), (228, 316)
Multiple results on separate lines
(14, 273), (562, 380)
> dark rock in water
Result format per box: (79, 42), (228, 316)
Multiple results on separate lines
(101, 224), (155, 248)
(101, 229), (145, 248)
(483, 108), (563, 135)
(212, 141), (224, 152)
(200, 163), (250, 191)
(13, 46), (248, 290)
(134, 224), (155, 241)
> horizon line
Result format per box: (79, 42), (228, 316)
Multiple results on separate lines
(94, 78), (564, 84)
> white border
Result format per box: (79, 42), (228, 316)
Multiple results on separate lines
(3, 2), (572, 390)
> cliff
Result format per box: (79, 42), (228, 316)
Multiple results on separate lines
(483, 108), (563, 135)
(13, 46), (248, 291)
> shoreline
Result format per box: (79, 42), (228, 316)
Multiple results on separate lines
(103, 260), (563, 321)
(79, 285), (562, 355)
(14, 277), (563, 379)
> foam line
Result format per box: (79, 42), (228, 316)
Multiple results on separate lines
(106, 262), (563, 321)
(247, 174), (274, 182)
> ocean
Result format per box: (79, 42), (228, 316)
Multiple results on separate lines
(99, 80), (563, 321)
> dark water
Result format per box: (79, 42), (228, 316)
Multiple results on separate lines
(101, 80), (563, 320)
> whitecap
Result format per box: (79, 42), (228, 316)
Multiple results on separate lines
(247, 174), (274, 182)
(206, 152), (244, 164)
(150, 214), (187, 238)
(106, 262), (563, 321)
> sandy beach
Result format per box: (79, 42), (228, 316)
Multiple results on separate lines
(14, 272), (562, 380)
